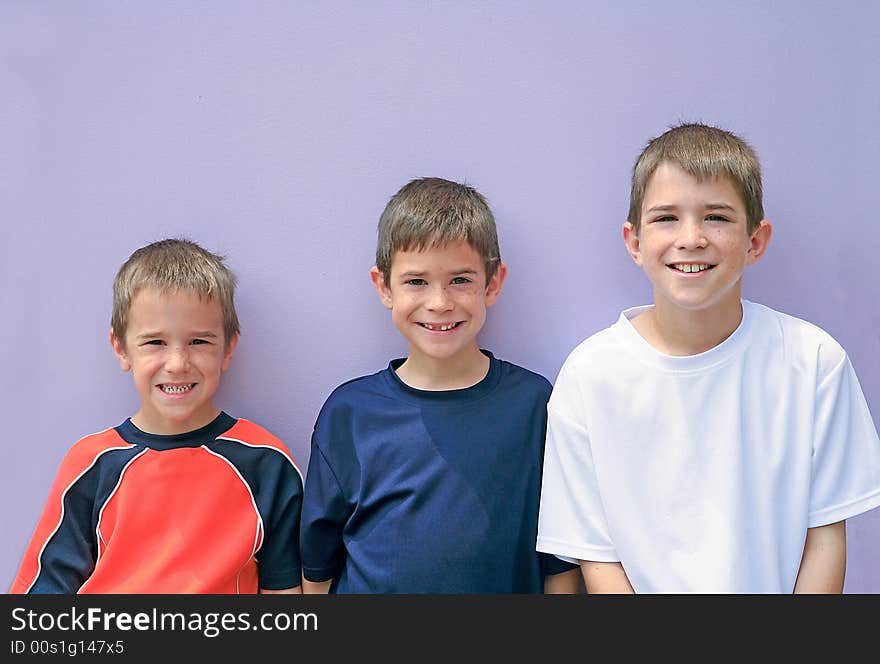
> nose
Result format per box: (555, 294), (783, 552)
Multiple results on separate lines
(426, 284), (453, 311)
(165, 345), (191, 372)
(676, 218), (708, 250)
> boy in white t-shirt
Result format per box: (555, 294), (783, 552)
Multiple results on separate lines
(536, 123), (880, 593)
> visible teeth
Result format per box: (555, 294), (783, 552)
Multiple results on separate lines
(423, 322), (457, 331)
(673, 263), (710, 273)
(162, 384), (193, 394)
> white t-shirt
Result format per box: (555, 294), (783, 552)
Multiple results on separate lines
(536, 300), (880, 593)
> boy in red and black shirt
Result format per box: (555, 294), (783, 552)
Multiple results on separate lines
(11, 239), (303, 594)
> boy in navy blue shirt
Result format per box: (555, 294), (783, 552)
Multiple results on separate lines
(300, 177), (579, 593)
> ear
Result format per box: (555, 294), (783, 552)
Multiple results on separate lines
(622, 221), (642, 266)
(221, 332), (239, 372)
(485, 261), (508, 307)
(110, 329), (131, 372)
(369, 265), (393, 309)
(746, 219), (772, 265)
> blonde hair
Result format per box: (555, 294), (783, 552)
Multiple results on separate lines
(375, 177), (500, 284)
(111, 238), (239, 344)
(628, 123), (764, 234)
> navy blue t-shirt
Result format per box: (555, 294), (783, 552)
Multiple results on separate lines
(299, 350), (575, 593)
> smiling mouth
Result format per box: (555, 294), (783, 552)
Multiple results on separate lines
(668, 263), (715, 273)
(418, 322), (462, 331)
(159, 383), (196, 394)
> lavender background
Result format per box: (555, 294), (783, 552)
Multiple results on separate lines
(2, 1), (878, 592)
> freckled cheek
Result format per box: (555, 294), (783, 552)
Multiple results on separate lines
(199, 354), (227, 373)
(716, 237), (749, 257)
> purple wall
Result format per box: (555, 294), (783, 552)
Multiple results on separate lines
(2, 2), (878, 592)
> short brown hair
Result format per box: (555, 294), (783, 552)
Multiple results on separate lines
(375, 177), (500, 284)
(628, 123), (764, 234)
(111, 238), (239, 344)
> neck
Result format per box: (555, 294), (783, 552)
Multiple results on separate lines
(636, 294), (744, 356)
(395, 346), (490, 391)
(131, 406), (221, 436)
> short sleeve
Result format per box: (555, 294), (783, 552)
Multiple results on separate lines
(299, 440), (351, 583)
(10, 457), (99, 593)
(255, 457), (304, 591)
(808, 353), (880, 527)
(536, 374), (619, 563)
(11, 441), (141, 594)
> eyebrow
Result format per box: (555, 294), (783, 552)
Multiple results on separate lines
(135, 331), (219, 339)
(645, 203), (739, 213)
(399, 268), (479, 278)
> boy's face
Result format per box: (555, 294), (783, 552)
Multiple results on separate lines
(370, 241), (506, 368)
(110, 287), (238, 435)
(623, 162), (771, 317)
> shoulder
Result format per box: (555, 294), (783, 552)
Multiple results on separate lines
(63, 426), (135, 468)
(216, 418), (302, 476)
(309, 368), (395, 456)
(308, 370), (397, 466)
(220, 418), (288, 451)
(746, 301), (847, 373)
(44, 426), (137, 493)
(554, 318), (625, 383)
(326, 367), (390, 401)
(316, 368), (392, 418)
(493, 357), (553, 400)
(567, 325), (621, 363)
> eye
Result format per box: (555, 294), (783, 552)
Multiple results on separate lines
(405, 278), (427, 286)
(451, 276), (472, 285)
(653, 215), (676, 223)
(190, 339), (211, 345)
(142, 339), (165, 346)
(706, 214), (730, 222)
